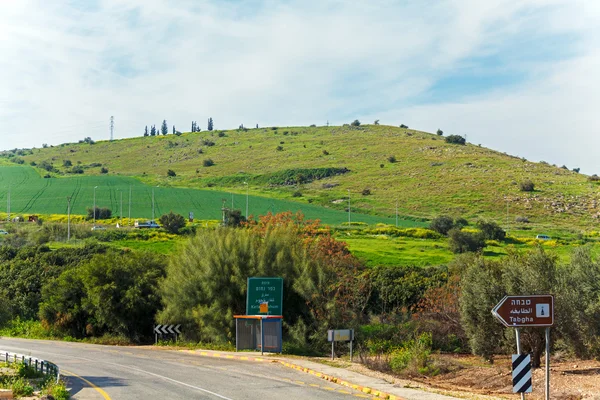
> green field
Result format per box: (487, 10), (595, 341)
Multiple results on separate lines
(0, 164), (421, 226)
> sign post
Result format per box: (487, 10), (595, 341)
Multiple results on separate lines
(327, 329), (354, 362)
(492, 295), (554, 400)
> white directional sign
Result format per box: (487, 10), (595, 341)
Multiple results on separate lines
(154, 324), (181, 335)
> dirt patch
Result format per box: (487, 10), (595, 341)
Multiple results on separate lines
(410, 354), (600, 399)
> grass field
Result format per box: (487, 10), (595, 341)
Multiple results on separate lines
(0, 164), (422, 226)
(5, 124), (598, 231)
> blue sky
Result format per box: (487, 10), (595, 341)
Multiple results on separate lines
(1, 0), (599, 173)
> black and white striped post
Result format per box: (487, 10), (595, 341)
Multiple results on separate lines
(492, 295), (554, 400)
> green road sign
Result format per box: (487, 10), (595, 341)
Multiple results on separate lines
(246, 277), (283, 315)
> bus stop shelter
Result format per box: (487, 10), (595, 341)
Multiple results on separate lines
(234, 315), (282, 354)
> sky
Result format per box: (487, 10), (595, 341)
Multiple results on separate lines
(1, 0), (598, 174)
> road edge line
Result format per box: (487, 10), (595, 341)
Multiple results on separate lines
(62, 369), (112, 400)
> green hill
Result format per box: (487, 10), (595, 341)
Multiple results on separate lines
(2, 124), (599, 230)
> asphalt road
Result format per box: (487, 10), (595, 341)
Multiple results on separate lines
(0, 338), (372, 400)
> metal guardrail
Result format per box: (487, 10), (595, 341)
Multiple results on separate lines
(0, 350), (60, 383)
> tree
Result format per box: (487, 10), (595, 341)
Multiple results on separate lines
(448, 228), (485, 254)
(374, 120), (380, 125)
(150, 125), (156, 136)
(41, 251), (166, 342)
(87, 207), (112, 220)
(144, 126), (149, 136)
(223, 209), (246, 227)
(172, 125), (175, 134)
(351, 119), (361, 127)
(207, 117), (214, 131)
(191, 121), (196, 132)
(429, 215), (455, 235)
(476, 220), (506, 241)
(436, 129), (443, 136)
(161, 120), (168, 135)
(445, 135), (466, 145)
(159, 211), (186, 234)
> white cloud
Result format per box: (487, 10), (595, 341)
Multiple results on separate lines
(0, 0), (598, 173)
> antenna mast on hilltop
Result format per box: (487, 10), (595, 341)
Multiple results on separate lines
(110, 116), (114, 141)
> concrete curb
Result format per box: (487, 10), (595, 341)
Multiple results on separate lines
(187, 350), (403, 400)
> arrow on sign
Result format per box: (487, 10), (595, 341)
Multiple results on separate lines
(154, 324), (182, 335)
(492, 295), (554, 327)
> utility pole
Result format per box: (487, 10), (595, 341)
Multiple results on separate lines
(6, 186), (10, 222)
(128, 185), (132, 224)
(152, 187), (155, 222)
(506, 199), (509, 236)
(93, 186), (98, 227)
(395, 199), (398, 227)
(110, 116), (114, 141)
(120, 190), (123, 226)
(67, 196), (72, 241)
(347, 189), (351, 225)
(244, 182), (249, 218)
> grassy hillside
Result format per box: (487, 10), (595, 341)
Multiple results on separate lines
(3, 124), (599, 229)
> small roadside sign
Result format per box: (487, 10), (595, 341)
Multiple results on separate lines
(492, 295), (554, 327)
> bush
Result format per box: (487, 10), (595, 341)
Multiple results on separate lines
(362, 188), (371, 196)
(87, 207), (112, 220)
(167, 169), (176, 177)
(292, 191), (302, 197)
(159, 211), (186, 234)
(203, 159), (214, 167)
(520, 180), (535, 192)
(589, 174), (600, 182)
(70, 165), (84, 174)
(429, 215), (456, 236)
(448, 229), (485, 254)
(217, 131), (226, 137)
(476, 220), (506, 241)
(436, 129), (443, 136)
(63, 160), (72, 167)
(322, 150), (329, 155)
(400, 124), (408, 129)
(445, 135), (466, 145)
(100, 167), (108, 174)
(515, 216), (529, 223)
(276, 145), (284, 151)
(351, 120), (361, 127)
(389, 333), (436, 376)
(387, 155), (397, 163)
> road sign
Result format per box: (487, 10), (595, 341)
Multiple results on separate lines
(154, 324), (181, 335)
(246, 277), (283, 315)
(327, 329), (354, 342)
(512, 354), (533, 393)
(492, 295), (554, 327)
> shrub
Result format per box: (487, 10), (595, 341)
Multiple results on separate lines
(429, 215), (455, 236)
(202, 139), (215, 146)
(351, 120), (361, 127)
(309, 124), (316, 127)
(389, 333), (435, 375)
(572, 168), (580, 173)
(445, 135), (466, 145)
(380, 164), (384, 168)
(448, 229), (485, 254)
(589, 174), (600, 182)
(167, 169), (176, 177)
(87, 206), (112, 220)
(436, 129), (443, 136)
(476, 220), (506, 241)
(203, 159), (214, 167)
(292, 191), (302, 197)
(218, 131), (226, 137)
(388, 155), (397, 163)
(159, 211), (186, 234)
(63, 160), (72, 167)
(362, 188), (371, 196)
(400, 124), (408, 128)
(276, 145), (284, 151)
(70, 165), (84, 174)
(515, 216), (529, 223)
(520, 180), (535, 192)
(100, 167), (108, 174)
(322, 150), (329, 155)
